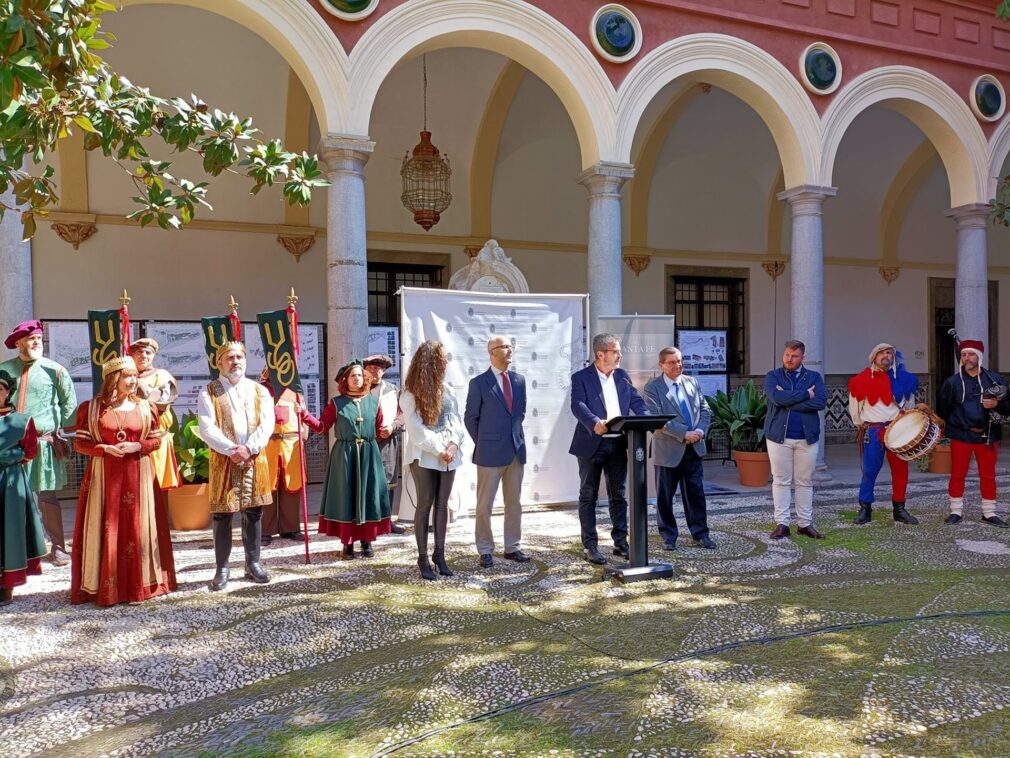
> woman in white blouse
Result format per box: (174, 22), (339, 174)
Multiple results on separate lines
(400, 340), (466, 581)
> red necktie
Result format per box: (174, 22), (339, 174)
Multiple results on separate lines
(502, 371), (513, 413)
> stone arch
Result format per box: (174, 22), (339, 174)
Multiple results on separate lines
(821, 66), (988, 208)
(616, 34), (821, 189)
(469, 62), (526, 239)
(989, 116), (1010, 199)
(880, 140), (941, 265)
(347, 0), (612, 168)
(123, 0), (348, 132)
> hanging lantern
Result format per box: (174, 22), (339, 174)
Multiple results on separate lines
(400, 55), (452, 231)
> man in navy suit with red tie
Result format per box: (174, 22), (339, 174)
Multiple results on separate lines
(570, 333), (648, 565)
(465, 335), (528, 568)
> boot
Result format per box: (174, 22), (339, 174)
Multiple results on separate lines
(0, 587), (13, 606)
(892, 501), (919, 525)
(417, 556), (437, 581)
(341, 543), (355, 560)
(244, 561), (270, 583)
(855, 502), (872, 524)
(432, 548), (453, 577)
(208, 566), (230, 592)
(360, 541), (374, 558)
(389, 521), (406, 535)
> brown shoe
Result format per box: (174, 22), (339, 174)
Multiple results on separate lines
(797, 525), (825, 539)
(769, 524), (790, 540)
(48, 546), (70, 567)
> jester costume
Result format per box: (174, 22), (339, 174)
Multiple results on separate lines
(848, 342), (920, 524)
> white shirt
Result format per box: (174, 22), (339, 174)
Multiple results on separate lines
(197, 376), (275, 456)
(597, 368), (622, 435)
(399, 384), (466, 471)
(491, 365), (506, 394)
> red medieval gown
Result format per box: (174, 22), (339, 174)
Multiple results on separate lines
(71, 399), (177, 606)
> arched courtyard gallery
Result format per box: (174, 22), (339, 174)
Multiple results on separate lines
(3, 1), (1010, 755)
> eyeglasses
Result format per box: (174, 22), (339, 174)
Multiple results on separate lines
(490, 345), (513, 352)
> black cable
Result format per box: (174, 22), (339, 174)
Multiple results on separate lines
(369, 607), (1010, 757)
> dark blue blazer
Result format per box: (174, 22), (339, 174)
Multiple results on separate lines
(464, 368), (527, 467)
(569, 364), (647, 459)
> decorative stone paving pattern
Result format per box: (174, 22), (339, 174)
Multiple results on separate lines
(882, 620), (1010, 666)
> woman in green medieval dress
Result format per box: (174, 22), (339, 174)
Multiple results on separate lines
(307, 360), (391, 560)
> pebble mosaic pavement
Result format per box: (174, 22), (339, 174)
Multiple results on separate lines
(2, 477), (1010, 757)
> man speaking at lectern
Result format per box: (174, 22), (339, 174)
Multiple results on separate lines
(570, 333), (647, 565)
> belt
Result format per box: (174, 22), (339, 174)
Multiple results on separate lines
(270, 432), (300, 440)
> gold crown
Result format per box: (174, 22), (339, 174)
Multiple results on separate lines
(101, 355), (138, 379)
(215, 340), (246, 362)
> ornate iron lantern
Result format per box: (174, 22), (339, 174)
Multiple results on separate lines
(400, 55), (452, 231)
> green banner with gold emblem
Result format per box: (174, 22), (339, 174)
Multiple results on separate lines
(256, 309), (302, 396)
(200, 316), (238, 379)
(87, 309), (122, 389)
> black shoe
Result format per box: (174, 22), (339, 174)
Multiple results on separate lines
(261, 535), (273, 547)
(244, 562), (270, 584)
(418, 556), (437, 581)
(945, 513), (963, 525)
(389, 522), (406, 535)
(693, 536), (717, 549)
(209, 566), (230, 592)
(360, 541), (374, 558)
(503, 550), (530, 563)
(341, 543), (355, 560)
(663, 543), (677, 551)
(613, 543), (630, 559)
(983, 515), (1010, 528)
(281, 531), (304, 541)
(478, 553), (493, 568)
(432, 549), (454, 576)
(584, 547), (606, 565)
(892, 501), (919, 525)
(855, 502), (872, 524)
(769, 524), (790, 540)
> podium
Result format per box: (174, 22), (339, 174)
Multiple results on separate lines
(603, 414), (676, 583)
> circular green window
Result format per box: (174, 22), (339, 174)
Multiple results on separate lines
(799, 43), (842, 95)
(590, 5), (642, 63)
(321, 0), (378, 21)
(971, 76), (1005, 122)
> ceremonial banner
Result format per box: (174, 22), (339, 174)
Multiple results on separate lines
(400, 288), (588, 517)
(256, 309), (303, 397)
(200, 316), (237, 379)
(87, 309), (123, 389)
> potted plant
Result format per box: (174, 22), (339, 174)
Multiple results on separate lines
(927, 438), (952, 474)
(166, 412), (212, 530)
(707, 380), (770, 487)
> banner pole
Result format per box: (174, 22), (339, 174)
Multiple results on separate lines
(297, 426), (311, 565)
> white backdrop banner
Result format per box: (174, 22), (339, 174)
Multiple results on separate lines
(399, 288), (588, 517)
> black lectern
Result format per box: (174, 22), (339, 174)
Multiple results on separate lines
(603, 415), (675, 582)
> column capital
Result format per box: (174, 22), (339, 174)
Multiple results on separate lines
(577, 161), (635, 197)
(944, 203), (990, 229)
(318, 134), (375, 176)
(777, 184), (837, 216)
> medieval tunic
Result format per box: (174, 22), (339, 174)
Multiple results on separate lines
(0, 410), (46, 591)
(197, 377), (274, 513)
(310, 395), (391, 543)
(71, 400), (176, 606)
(136, 367), (181, 489)
(0, 356), (77, 492)
(262, 385), (308, 536)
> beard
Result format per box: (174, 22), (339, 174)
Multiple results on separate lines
(225, 368), (245, 383)
(23, 346), (43, 361)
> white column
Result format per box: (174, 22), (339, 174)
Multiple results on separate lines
(779, 184), (836, 480)
(578, 162), (634, 332)
(0, 186), (34, 342)
(319, 135), (374, 383)
(945, 203), (989, 358)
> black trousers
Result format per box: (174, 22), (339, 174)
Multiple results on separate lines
(576, 437), (629, 550)
(213, 507), (263, 568)
(655, 446), (709, 546)
(410, 462), (455, 557)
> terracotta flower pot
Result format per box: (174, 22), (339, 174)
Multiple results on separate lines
(733, 450), (771, 487)
(928, 445), (952, 474)
(167, 483), (211, 530)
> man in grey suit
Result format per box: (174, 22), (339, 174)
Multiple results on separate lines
(643, 346), (715, 550)
(464, 335), (528, 568)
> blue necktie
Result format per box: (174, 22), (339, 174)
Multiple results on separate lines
(673, 382), (692, 426)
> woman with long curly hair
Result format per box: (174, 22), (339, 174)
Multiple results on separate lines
(400, 340), (466, 581)
(71, 356), (176, 606)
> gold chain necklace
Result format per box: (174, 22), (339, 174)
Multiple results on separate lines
(111, 407), (128, 442)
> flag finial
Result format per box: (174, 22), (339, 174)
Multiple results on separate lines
(287, 287), (298, 307)
(120, 289), (130, 308)
(228, 295), (239, 314)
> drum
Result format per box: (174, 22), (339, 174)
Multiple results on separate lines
(883, 408), (942, 461)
